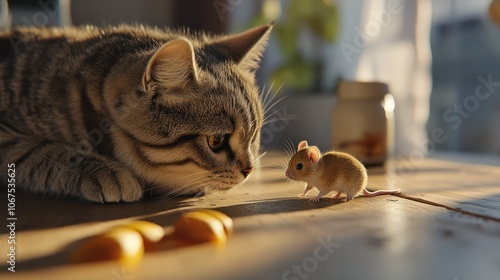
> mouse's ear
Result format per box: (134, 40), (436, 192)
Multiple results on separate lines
(298, 140), (308, 150)
(307, 146), (321, 163)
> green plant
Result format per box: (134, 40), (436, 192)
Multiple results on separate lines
(252, 0), (338, 91)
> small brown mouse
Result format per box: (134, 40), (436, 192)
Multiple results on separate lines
(285, 140), (401, 202)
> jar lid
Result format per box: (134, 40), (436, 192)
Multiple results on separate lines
(338, 81), (389, 100)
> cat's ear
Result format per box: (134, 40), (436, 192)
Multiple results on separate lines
(210, 24), (272, 72)
(306, 146), (321, 164)
(143, 38), (198, 89)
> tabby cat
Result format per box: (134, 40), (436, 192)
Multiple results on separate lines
(0, 24), (271, 203)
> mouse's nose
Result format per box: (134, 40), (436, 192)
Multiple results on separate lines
(241, 167), (253, 178)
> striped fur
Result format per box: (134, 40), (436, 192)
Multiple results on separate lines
(0, 24), (271, 203)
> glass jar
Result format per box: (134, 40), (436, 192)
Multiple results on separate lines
(331, 81), (395, 166)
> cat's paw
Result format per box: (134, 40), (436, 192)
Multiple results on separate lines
(80, 164), (143, 203)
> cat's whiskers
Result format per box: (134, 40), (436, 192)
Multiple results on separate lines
(193, 189), (206, 198)
(253, 151), (267, 164)
(261, 83), (289, 126)
(154, 171), (212, 204)
(177, 179), (222, 200)
(156, 161), (259, 204)
(260, 83), (273, 113)
(144, 170), (209, 192)
(177, 170), (210, 181)
(173, 175), (213, 193)
(156, 179), (212, 205)
(195, 180), (221, 195)
(261, 82), (284, 116)
(263, 104), (291, 126)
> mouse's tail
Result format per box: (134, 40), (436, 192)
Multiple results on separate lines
(362, 188), (401, 197)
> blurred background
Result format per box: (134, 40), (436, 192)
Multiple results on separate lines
(1, 0), (499, 157)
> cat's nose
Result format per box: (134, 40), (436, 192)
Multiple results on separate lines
(241, 167), (253, 178)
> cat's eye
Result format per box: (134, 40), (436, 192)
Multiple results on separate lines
(207, 134), (228, 152)
(296, 163), (303, 170)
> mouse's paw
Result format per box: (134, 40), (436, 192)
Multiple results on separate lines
(309, 197), (321, 203)
(341, 197), (353, 203)
(331, 192), (342, 199)
(298, 194), (306, 198)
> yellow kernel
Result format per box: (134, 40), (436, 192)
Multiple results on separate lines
(71, 228), (144, 265)
(173, 212), (227, 243)
(197, 209), (234, 236)
(118, 220), (165, 251)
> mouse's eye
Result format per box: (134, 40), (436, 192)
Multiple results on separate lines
(296, 163), (303, 170)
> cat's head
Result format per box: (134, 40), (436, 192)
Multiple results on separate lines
(107, 24), (272, 197)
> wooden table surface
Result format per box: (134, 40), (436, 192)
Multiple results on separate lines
(1, 151), (500, 280)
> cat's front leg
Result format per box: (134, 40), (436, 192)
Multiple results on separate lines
(0, 137), (143, 203)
